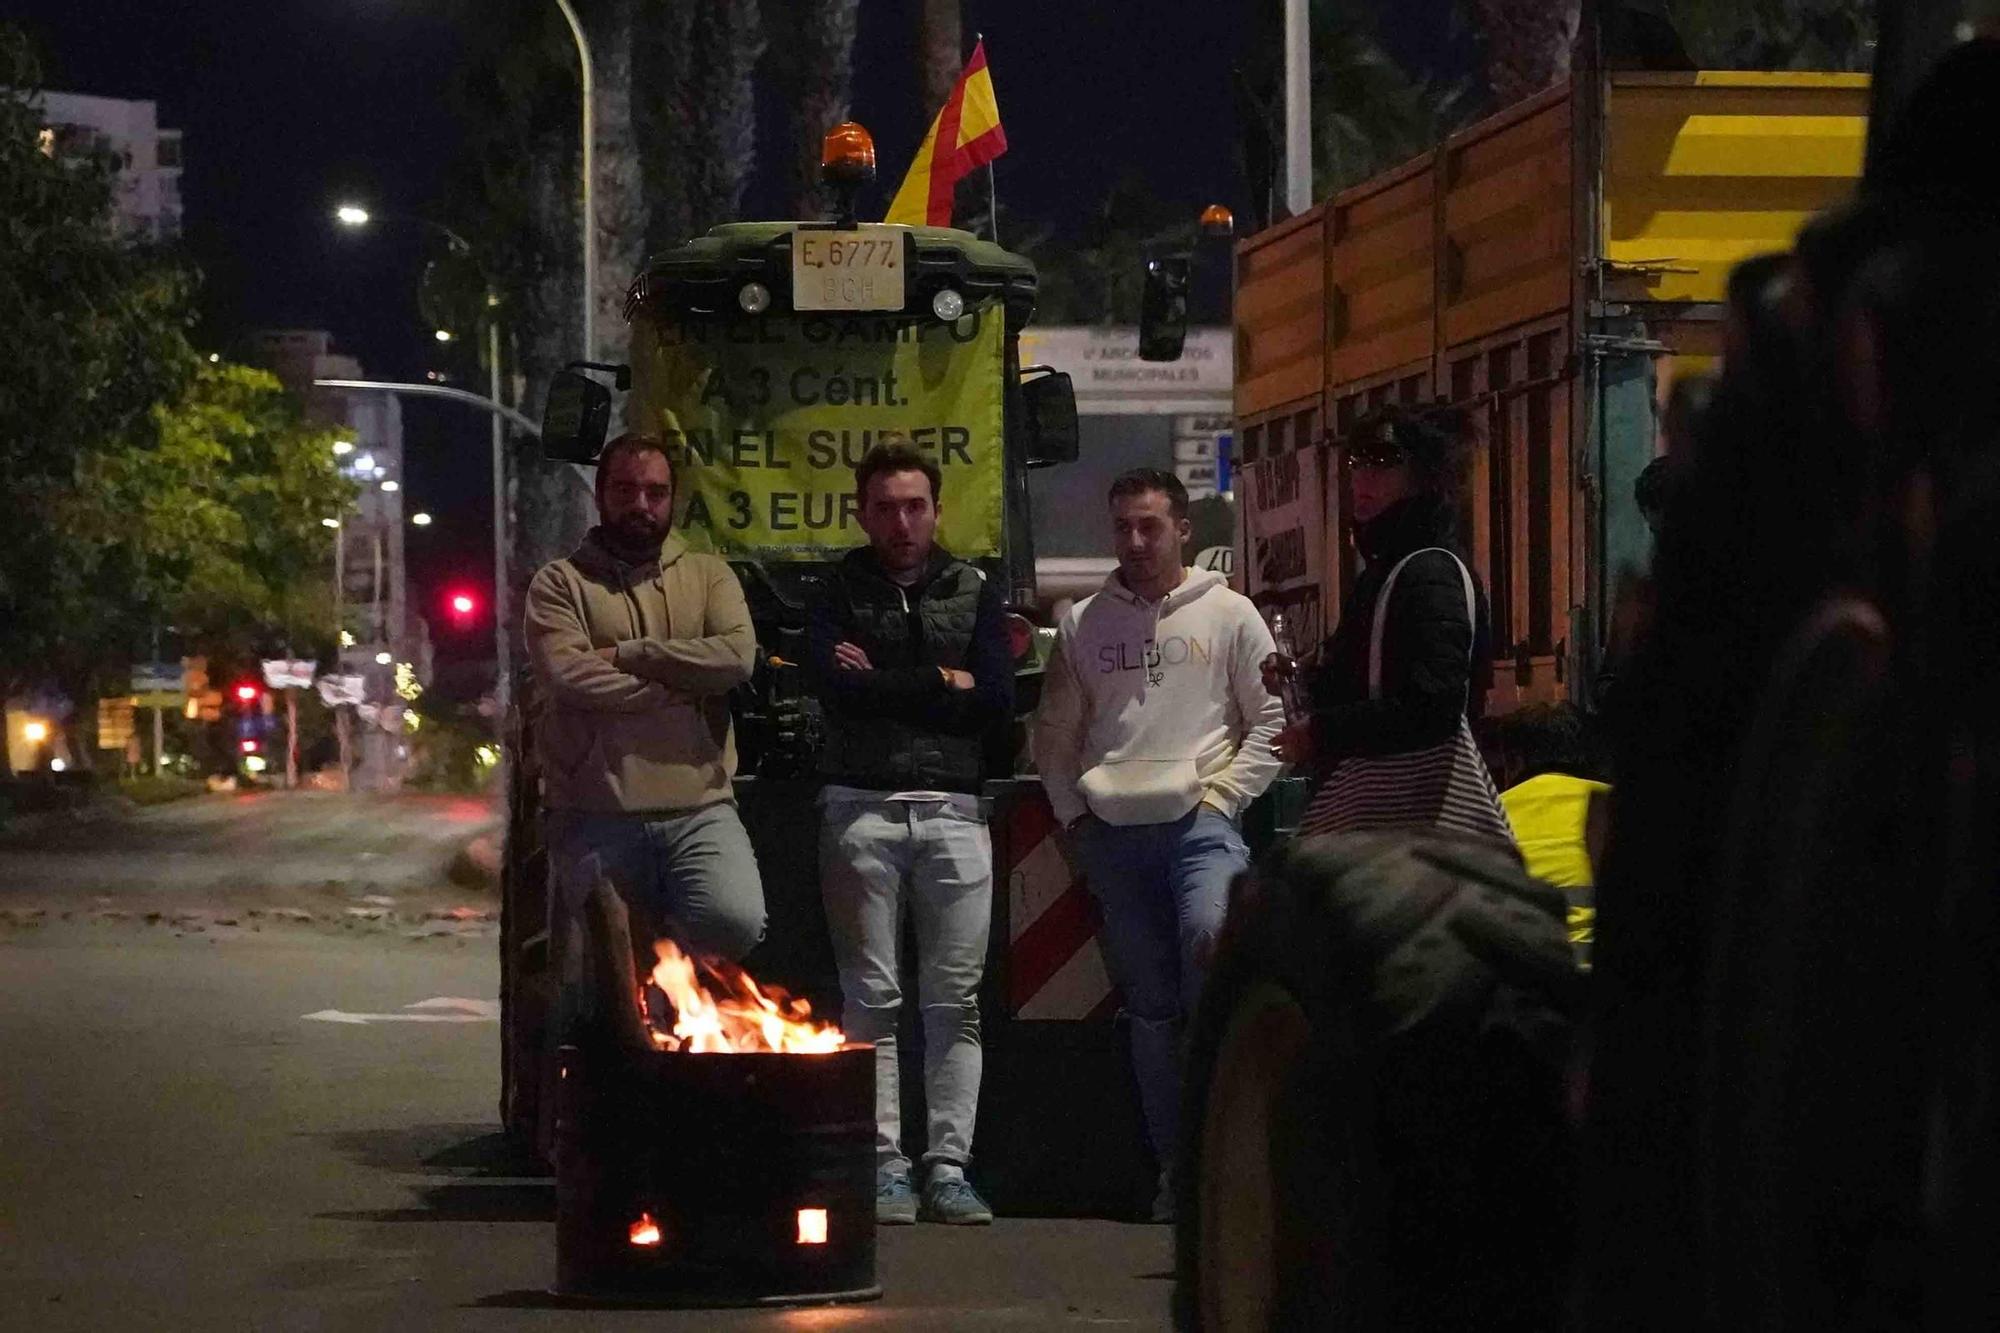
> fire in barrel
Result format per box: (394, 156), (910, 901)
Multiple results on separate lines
(555, 889), (879, 1306)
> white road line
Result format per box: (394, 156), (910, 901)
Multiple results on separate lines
(302, 996), (499, 1025)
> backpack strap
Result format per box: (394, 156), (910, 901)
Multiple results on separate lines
(1367, 547), (1477, 701)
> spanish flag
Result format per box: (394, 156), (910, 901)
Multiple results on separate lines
(885, 40), (1008, 227)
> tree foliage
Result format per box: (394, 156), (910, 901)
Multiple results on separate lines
(0, 26), (195, 691)
(1310, 6), (1476, 198)
(0, 25), (349, 728)
(1666, 0), (1875, 71)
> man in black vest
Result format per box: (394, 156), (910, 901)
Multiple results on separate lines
(808, 440), (1013, 1226)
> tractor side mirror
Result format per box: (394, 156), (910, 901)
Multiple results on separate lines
(1020, 367), (1079, 468)
(1138, 256), (1190, 362)
(541, 369), (612, 463)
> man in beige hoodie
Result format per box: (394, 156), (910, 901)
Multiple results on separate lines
(524, 434), (765, 962)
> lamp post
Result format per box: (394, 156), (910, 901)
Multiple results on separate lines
(552, 0), (595, 361)
(331, 206), (515, 724)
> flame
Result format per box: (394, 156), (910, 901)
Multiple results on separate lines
(644, 939), (846, 1054)
(629, 1213), (662, 1247)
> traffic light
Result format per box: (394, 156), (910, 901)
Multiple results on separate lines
(446, 588), (479, 625)
(232, 682), (261, 706)
(240, 738), (259, 754)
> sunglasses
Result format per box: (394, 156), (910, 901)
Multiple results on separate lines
(1341, 448), (1407, 471)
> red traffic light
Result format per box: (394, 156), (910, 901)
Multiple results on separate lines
(240, 739), (259, 754)
(233, 683), (260, 703)
(451, 593), (476, 615)
(445, 588), (479, 622)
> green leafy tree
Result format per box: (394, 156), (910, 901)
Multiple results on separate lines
(54, 363), (351, 743)
(0, 24), (198, 765)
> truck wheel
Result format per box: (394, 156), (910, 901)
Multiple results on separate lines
(1185, 976), (1340, 1331)
(1174, 835), (1576, 1332)
(1174, 870), (1373, 1332)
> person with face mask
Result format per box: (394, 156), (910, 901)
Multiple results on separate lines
(524, 433), (767, 967)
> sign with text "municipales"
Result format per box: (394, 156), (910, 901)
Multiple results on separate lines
(631, 310), (1005, 561)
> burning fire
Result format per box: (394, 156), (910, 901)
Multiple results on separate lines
(644, 939), (846, 1054)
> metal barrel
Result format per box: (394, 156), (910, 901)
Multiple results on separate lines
(555, 1040), (879, 1305)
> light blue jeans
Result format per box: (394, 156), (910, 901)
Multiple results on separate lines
(1078, 805), (1250, 1167)
(819, 796), (992, 1178)
(545, 803), (767, 963)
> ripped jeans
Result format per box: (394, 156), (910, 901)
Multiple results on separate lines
(1078, 805), (1249, 1167)
(819, 795), (992, 1178)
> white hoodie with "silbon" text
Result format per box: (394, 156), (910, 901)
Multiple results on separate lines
(1033, 566), (1287, 827)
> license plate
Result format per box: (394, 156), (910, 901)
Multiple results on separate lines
(791, 229), (905, 312)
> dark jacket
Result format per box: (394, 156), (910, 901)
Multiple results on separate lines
(806, 545), (1013, 794)
(1307, 496), (1492, 764)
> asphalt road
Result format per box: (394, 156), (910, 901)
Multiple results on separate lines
(0, 796), (1171, 1331)
(0, 790), (498, 913)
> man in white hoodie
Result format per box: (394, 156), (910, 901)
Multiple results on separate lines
(1032, 467), (1286, 1221)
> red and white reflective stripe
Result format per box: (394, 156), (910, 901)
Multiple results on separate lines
(1002, 791), (1116, 1021)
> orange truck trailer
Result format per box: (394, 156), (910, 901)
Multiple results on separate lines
(1228, 69), (1868, 710)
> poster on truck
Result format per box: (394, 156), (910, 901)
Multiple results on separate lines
(1237, 445), (1331, 647)
(629, 309), (1006, 561)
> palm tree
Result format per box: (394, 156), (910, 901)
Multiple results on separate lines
(1468, 0), (1580, 106)
(636, 0), (766, 252)
(761, 0), (862, 220)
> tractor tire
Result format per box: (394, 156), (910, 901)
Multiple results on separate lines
(1174, 832), (1579, 1332)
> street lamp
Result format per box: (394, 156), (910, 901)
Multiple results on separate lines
(410, 511), (432, 527)
(551, 0), (595, 360)
(328, 203), (514, 725)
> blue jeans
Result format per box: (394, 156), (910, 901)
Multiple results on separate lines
(545, 803), (767, 963)
(819, 796), (992, 1178)
(1078, 805), (1250, 1166)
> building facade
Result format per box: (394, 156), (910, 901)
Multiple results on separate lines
(35, 91), (183, 242)
(254, 331), (431, 791)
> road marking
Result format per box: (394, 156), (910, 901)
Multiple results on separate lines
(302, 996), (499, 1025)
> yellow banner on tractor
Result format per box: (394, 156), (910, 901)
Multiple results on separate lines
(630, 307), (1005, 561)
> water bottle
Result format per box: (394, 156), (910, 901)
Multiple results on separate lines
(1266, 608), (1305, 722)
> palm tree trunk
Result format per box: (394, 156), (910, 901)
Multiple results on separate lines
(637, 0), (765, 252)
(1471, 0), (1580, 106)
(590, 0), (645, 370)
(918, 0), (963, 118)
(765, 0), (860, 220)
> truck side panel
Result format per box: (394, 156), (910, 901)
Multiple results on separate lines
(1441, 86), (1574, 349)
(1327, 157), (1435, 390)
(1604, 72), (1869, 306)
(1234, 210), (1327, 422)
(1231, 72), (1867, 714)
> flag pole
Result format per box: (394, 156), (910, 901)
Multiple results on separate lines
(977, 33), (999, 246)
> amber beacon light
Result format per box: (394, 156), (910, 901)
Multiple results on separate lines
(820, 122), (877, 186)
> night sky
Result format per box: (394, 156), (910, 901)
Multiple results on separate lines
(12, 0), (1455, 663)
